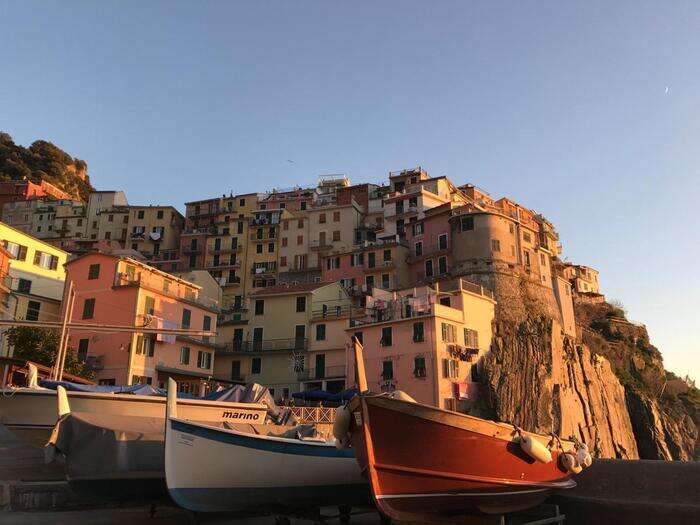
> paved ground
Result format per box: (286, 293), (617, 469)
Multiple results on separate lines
(2, 505), (383, 524)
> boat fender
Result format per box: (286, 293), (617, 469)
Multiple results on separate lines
(391, 390), (416, 403)
(333, 405), (352, 443)
(519, 434), (552, 463)
(560, 453), (582, 474)
(577, 447), (593, 468)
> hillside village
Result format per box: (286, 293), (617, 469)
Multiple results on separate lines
(0, 135), (697, 461)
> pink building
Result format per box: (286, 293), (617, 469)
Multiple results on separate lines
(347, 278), (495, 412)
(64, 252), (219, 391)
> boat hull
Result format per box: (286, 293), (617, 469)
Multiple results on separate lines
(0, 388), (266, 445)
(348, 396), (576, 520)
(165, 417), (369, 513)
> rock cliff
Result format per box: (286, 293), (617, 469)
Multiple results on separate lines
(472, 271), (698, 460)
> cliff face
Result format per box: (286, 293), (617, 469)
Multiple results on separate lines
(466, 270), (698, 461)
(0, 132), (93, 200)
(483, 317), (639, 459)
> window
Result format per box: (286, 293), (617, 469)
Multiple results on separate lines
(332, 230), (340, 241)
(239, 198), (246, 207)
(181, 308), (191, 329)
(460, 216), (474, 231)
(523, 232), (532, 243)
(281, 237), (288, 247)
(415, 241), (423, 256)
(123, 215), (129, 223)
(203, 315), (211, 331)
(491, 239), (501, 252)
(143, 295), (155, 315)
(283, 220), (289, 231)
(251, 357), (262, 374)
(381, 360), (394, 380)
(4, 242), (27, 261)
(319, 213), (326, 224)
(197, 351), (212, 370)
(381, 273), (390, 289)
(380, 327), (392, 347)
(413, 322), (424, 342)
(441, 322), (456, 342)
(540, 253), (546, 266)
(368, 252), (376, 268)
(438, 256), (448, 275)
(256, 244), (263, 254)
(316, 323), (326, 341)
(333, 211), (340, 222)
(237, 222), (244, 234)
(439, 296), (451, 307)
(104, 231), (111, 240)
(268, 242), (274, 253)
(443, 358), (459, 379)
(297, 235), (303, 245)
(296, 296), (306, 312)
(300, 201), (307, 211)
(231, 360), (241, 380)
(464, 328), (479, 349)
(524, 251), (531, 267)
(280, 256), (287, 267)
(383, 249), (391, 262)
(33, 251), (58, 270)
(413, 223), (424, 235)
(438, 234), (448, 250)
(137, 210), (145, 219)
(157, 210), (164, 219)
(108, 214), (114, 222)
(82, 298), (95, 319)
(425, 259), (434, 277)
(254, 299), (265, 315)
(17, 278), (32, 294)
(77, 338), (89, 362)
(414, 357), (426, 378)
(26, 300), (41, 321)
(180, 347), (190, 365)
(87, 263), (100, 280)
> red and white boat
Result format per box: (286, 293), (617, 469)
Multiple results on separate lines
(341, 339), (590, 521)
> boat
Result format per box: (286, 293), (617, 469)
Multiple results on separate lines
(0, 365), (268, 446)
(44, 384), (270, 502)
(338, 338), (591, 522)
(164, 378), (369, 513)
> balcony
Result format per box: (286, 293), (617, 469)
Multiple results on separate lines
(298, 365), (346, 381)
(311, 304), (352, 319)
(182, 246), (202, 255)
(208, 245), (240, 255)
(249, 232), (277, 242)
(221, 277), (242, 288)
(182, 226), (217, 236)
(130, 231), (146, 240)
(216, 338), (308, 354)
(251, 264), (277, 276)
(309, 239), (333, 251)
(206, 260), (241, 270)
(363, 260), (395, 272)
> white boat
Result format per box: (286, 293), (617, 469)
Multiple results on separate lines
(164, 379), (369, 513)
(0, 366), (267, 446)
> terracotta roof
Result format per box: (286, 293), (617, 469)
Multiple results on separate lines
(250, 282), (329, 296)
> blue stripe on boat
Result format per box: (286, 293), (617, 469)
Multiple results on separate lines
(170, 419), (354, 458)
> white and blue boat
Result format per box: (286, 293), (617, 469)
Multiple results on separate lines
(164, 379), (368, 513)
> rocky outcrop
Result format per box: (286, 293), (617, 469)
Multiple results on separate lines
(483, 317), (639, 459)
(626, 390), (698, 461)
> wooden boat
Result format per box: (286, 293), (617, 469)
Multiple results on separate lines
(0, 369), (266, 446)
(164, 379), (369, 513)
(342, 338), (589, 521)
(46, 385), (269, 502)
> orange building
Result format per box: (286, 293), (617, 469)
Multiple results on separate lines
(64, 252), (219, 390)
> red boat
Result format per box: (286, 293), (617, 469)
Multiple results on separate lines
(343, 339), (589, 522)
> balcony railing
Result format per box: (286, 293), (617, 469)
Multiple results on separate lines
(208, 245), (239, 255)
(309, 239), (332, 251)
(206, 260), (241, 270)
(311, 305), (352, 319)
(217, 338), (308, 353)
(251, 264), (277, 275)
(298, 365), (347, 381)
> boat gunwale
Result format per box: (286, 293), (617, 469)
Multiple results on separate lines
(0, 387), (267, 410)
(353, 395), (576, 451)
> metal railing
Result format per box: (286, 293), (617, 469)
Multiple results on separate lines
(217, 338), (308, 353)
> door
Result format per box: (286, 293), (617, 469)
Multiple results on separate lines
(294, 325), (306, 350)
(252, 327), (264, 351)
(315, 353), (325, 380)
(231, 360), (241, 381)
(319, 231), (326, 247)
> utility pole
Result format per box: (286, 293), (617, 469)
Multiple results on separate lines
(53, 281), (75, 381)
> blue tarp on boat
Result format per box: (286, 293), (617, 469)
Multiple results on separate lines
(292, 388), (358, 402)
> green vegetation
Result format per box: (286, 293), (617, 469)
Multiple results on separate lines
(7, 326), (95, 380)
(0, 132), (94, 201)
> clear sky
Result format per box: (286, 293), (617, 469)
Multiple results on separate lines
(1, 2), (698, 379)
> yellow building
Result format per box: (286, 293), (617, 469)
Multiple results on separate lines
(0, 222), (68, 355)
(213, 281), (351, 401)
(126, 205), (184, 272)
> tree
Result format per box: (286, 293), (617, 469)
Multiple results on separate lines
(6, 326), (95, 380)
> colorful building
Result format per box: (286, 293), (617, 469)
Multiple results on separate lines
(348, 278), (495, 412)
(64, 252), (219, 390)
(0, 221), (68, 330)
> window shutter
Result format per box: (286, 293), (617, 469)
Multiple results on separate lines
(18, 245), (27, 261)
(442, 359), (448, 378)
(50, 256), (58, 270)
(33, 251), (41, 265)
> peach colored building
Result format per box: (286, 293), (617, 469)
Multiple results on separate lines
(562, 263), (601, 295)
(405, 202), (460, 284)
(64, 252), (219, 391)
(347, 278), (495, 412)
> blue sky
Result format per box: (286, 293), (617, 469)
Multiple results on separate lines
(1, 2), (698, 379)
